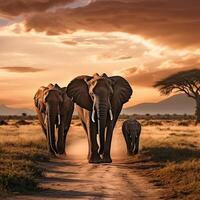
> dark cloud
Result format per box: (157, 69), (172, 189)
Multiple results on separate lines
(0, 66), (45, 73)
(117, 56), (133, 60)
(24, 0), (200, 48)
(62, 40), (78, 46)
(0, 0), (73, 16)
(123, 58), (200, 87)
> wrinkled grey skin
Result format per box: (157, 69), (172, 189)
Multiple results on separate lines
(34, 84), (74, 156)
(57, 87), (74, 154)
(122, 119), (141, 155)
(67, 73), (132, 163)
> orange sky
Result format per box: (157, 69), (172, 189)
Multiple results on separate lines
(0, 0), (200, 109)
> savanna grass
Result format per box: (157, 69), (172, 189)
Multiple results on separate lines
(133, 121), (200, 200)
(0, 123), (50, 195)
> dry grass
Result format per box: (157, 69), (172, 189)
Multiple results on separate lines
(0, 119), (200, 199)
(0, 119), (85, 196)
(0, 122), (50, 196)
(124, 120), (200, 200)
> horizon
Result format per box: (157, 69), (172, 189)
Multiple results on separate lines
(0, 93), (184, 110)
(0, 93), (196, 117)
(0, 0), (200, 109)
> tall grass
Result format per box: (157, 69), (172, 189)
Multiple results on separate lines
(0, 123), (50, 195)
(128, 120), (200, 200)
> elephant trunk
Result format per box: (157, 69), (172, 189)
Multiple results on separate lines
(96, 97), (109, 155)
(46, 103), (58, 154)
(130, 134), (136, 153)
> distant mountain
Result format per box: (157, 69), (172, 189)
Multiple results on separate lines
(0, 104), (35, 116)
(123, 94), (196, 115)
(0, 94), (196, 116)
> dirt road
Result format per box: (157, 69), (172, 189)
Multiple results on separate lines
(6, 124), (162, 200)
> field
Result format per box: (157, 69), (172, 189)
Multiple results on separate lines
(0, 118), (200, 199)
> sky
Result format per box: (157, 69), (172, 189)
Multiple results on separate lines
(0, 0), (200, 109)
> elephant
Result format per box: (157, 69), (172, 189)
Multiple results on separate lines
(34, 84), (74, 155)
(66, 73), (132, 163)
(122, 119), (141, 155)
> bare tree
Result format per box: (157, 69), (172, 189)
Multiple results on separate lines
(154, 69), (200, 124)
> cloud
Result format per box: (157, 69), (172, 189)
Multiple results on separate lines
(23, 0), (200, 49)
(117, 56), (133, 60)
(0, 66), (45, 73)
(0, 0), (73, 16)
(62, 40), (78, 46)
(123, 63), (200, 87)
(1, 0), (199, 49)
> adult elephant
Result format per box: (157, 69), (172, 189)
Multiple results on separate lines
(34, 84), (74, 155)
(66, 73), (132, 163)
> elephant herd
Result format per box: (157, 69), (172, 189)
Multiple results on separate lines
(34, 73), (141, 163)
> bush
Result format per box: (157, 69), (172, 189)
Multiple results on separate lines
(141, 120), (163, 126)
(15, 120), (32, 126)
(178, 120), (193, 126)
(0, 120), (8, 126)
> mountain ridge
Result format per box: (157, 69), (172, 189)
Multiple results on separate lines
(0, 94), (196, 116)
(123, 94), (195, 115)
(0, 104), (35, 116)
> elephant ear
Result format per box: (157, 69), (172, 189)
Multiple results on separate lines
(109, 76), (133, 108)
(66, 75), (93, 111)
(34, 87), (47, 113)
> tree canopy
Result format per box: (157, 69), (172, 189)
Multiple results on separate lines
(154, 69), (200, 98)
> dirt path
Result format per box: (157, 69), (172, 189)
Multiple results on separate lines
(16, 159), (161, 200)
(6, 132), (162, 200)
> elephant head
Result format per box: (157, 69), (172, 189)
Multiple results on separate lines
(66, 73), (132, 156)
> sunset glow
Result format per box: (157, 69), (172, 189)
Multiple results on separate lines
(0, 0), (200, 109)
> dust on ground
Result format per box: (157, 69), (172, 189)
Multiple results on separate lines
(4, 121), (163, 200)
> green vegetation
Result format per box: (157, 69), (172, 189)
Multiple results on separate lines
(0, 124), (49, 196)
(133, 122), (200, 199)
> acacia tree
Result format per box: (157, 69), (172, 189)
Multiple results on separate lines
(154, 69), (200, 124)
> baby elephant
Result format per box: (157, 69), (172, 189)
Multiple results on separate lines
(122, 119), (141, 155)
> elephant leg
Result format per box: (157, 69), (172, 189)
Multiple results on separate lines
(103, 123), (114, 163)
(57, 125), (65, 155)
(81, 120), (91, 159)
(36, 108), (47, 138)
(81, 120), (91, 160)
(46, 119), (57, 155)
(57, 120), (70, 155)
(44, 115), (55, 155)
(87, 120), (101, 163)
(46, 134), (56, 156)
(103, 109), (121, 163)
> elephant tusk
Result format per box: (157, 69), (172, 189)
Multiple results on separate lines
(109, 109), (113, 121)
(91, 110), (95, 123)
(58, 114), (61, 125)
(91, 105), (96, 123)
